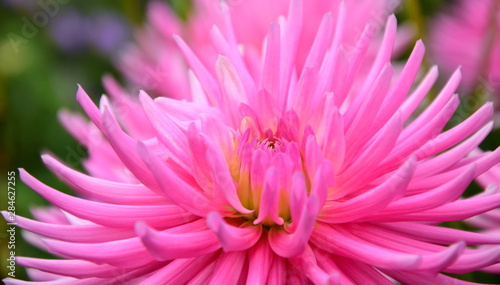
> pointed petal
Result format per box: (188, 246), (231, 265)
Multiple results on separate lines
(311, 223), (421, 270)
(138, 92), (191, 169)
(135, 222), (220, 260)
(383, 185), (500, 222)
(137, 142), (216, 217)
(42, 154), (165, 205)
(100, 109), (161, 192)
(254, 167), (285, 225)
(19, 169), (195, 228)
(206, 212), (262, 252)
(1, 212), (133, 243)
(370, 165), (476, 217)
(269, 195), (318, 257)
(41, 237), (153, 268)
(173, 35), (221, 106)
(378, 222), (500, 246)
(321, 157), (416, 223)
(206, 142), (253, 214)
(400, 66), (439, 122)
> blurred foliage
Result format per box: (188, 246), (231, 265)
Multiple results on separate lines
(0, 0), (498, 282)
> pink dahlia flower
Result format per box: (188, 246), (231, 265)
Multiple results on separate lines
(429, 0), (500, 95)
(5, 1), (500, 284)
(118, 0), (412, 99)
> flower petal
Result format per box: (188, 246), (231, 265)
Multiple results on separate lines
(269, 195), (318, 257)
(206, 212), (262, 252)
(247, 235), (273, 284)
(311, 223), (421, 270)
(1, 212), (134, 243)
(320, 157), (416, 223)
(42, 154), (165, 205)
(209, 251), (246, 285)
(137, 141), (216, 217)
(135, 222), (220, 260)
(19, 169), (195, 228)
(140, 252), (218, 285)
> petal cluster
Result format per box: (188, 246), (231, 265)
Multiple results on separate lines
(429, 0), (500, 94)
(118, 0), (411, 99)
(5, 0), (500, 284)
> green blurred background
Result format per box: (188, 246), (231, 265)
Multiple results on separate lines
(0, 0), (498, 282)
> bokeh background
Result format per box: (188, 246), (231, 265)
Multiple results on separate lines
(0, 0), (499, 282)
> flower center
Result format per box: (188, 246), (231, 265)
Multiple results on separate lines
(230, 133), (301, 228)
(258, 138), (280, 151)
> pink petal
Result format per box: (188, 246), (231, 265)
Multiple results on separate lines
(186, 260), (216, 285)
(384, 184), (500, 222)
(310, 161), (333, 210)
(267, 255), (287, 285)
(210, 25), (256, 103)
(41, 237), (154, 268)
(414, 102), (493, 160)
(102, 75), (155, 139)
(261, 22), (281, 110)
(1, 212), (133, 243)
(343, 223), (466, 273)
(205, 141), (253, 214)
(374, 40), (426, 130)
(269, 195), (318, 257)
(19, 169), (195, 228)
(209, 251), (246, 285)
(75, 85), (104, 131)
(400, 68), (461, 141)
(319, 103), (345, 171)
(378, 222), (500, 246)
(331, 255), (393, 285)
(311, 223), (421, 270)
(135, 222), (220, 260)
(344, 63), (394, 149)
(400, 66), (439, 122)
(303, 12), (333, 70)
(42, 154), (166, 205)
(173, 35), (222, 107)
(383, 270), (476, 285)
(99, 109), (163, 192)
(279, 0), (303, 107)
(289, 245), (335, 284)
(140, 252), (218, 285)
(137, 142), (216, 217)
(247, 235), (273, 284)
(254, 167), (285, 225)
(138, 92), (192, 170)
(321, 157), (416, 223)
(16, 257), (163, 279)
(369, 165), (476, 217)
(386, 95), (459, 163)
(414, 122), (492, 177)
(206, 212), (262, 252)
(337, 112), (403, 192)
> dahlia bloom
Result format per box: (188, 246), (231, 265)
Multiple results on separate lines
(118, 0), (412, 99)
(429, 0), (500, 94)
(5, 1), (500, 284)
